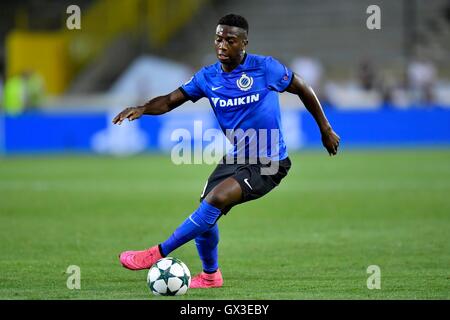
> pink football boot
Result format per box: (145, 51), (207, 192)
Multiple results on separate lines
(190, 269), (223, 288)
(119, 245), (162, 270)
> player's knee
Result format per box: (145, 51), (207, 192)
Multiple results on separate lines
(204, 191), (229, 210)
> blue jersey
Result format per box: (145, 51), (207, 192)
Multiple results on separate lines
(180, 53), (293, 161)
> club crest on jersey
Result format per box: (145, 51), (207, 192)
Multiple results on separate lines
(237, 73), (253, 91)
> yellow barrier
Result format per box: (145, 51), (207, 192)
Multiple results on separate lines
(148, 0), (205, 46)
(6, 31), (71, 95)
(6, 0), (206, 95)
(65, 0), (141, 67)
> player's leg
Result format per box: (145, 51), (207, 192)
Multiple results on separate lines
(119, 157), (291, 271)
(195, 224), (219, 273)
(188, 176), (245, 288)
(159, 177), (242, 255)
(119, 176), (242, 271)
(190, 224), (223, 288)
(188, 158), (292, 282)
(188, 163), (239, 287)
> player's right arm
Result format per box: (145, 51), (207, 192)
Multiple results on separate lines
(112, 88), (188, 125)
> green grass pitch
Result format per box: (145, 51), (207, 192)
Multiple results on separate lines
(0, 149), (449, 299)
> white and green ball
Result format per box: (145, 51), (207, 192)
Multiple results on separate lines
(147, 257), (191, 296)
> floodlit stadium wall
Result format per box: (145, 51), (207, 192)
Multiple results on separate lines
(1, 107), (450, 154)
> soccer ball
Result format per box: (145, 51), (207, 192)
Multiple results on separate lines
(147, 257), (191, 296)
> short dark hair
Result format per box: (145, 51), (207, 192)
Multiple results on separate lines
(217, 14), (249, 34)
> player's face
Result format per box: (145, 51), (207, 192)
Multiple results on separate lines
(215, 25), (247, 65)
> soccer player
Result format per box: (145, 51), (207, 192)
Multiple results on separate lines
(113, 14), (340, 288)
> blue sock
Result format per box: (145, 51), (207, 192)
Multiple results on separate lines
(195, 224), (219, 273)
(160, 200), (221, 256)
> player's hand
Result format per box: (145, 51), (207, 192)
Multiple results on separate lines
(112, 106), (145, 125)
(321, 127), (340, 156)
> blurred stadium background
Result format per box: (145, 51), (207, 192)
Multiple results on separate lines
(0, 0), (449, 300)
(0, 0), (449, 152)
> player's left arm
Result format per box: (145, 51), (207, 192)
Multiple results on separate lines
(286, 74), (340, 156)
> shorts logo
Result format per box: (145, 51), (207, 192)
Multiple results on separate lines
(244, 178), (253, 190)
(237, 73), (253, 91)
